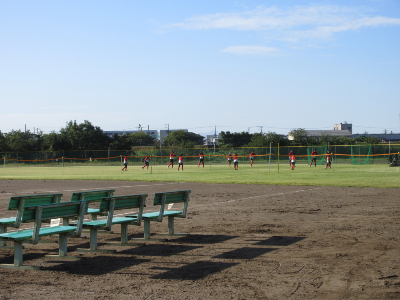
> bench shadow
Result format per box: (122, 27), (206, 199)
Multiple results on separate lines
(152, 260), (238, 280)
(41, 256), (150, 275)
(118, 244), (201, 256)
(0, 252), (47, 264)
(250, 236), (306, 246)
(170, 234), (239, 244)
(213, 247), (277, 259)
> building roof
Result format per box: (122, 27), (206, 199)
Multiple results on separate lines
(306, 130), (352, 137)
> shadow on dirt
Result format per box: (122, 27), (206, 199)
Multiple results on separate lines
(170, 234), (239, 244)
(41, 255), (150, 275)
(250, 236), (306, 246)
(118, 244), (201, 256)
(152, 260), (238, 280)
(213, 247), (276, 259)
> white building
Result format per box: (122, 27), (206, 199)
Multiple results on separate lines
(104, 130), (158, 139)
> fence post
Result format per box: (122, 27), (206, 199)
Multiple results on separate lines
(269, 143), (271, 173)
(17, 153), (18, 168)
(278, 144), (280, 173)
(62, 157), (64, 167)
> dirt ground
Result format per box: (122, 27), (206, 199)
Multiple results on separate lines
(0, 180), (399, 299)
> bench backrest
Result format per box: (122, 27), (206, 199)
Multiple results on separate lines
(99, 194), (147, 230)
(153, 190), (191, 221)
(70, 189), (115, 202)
(7, 194), (63, 228)
(21, 201), (89, 243)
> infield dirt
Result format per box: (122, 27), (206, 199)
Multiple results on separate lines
(0, 180), (399, 299)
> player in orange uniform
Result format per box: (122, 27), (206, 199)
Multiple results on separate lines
(233, 153), (239, 170)
(249, 150), (255, 167)
(288, 150), (293, 167)
(122, 155), (128, 171)
(291, 152), (296, 170)
(325, 150), (332, 169)
(178, 154), (184, 171)
(198, 151), (204, 168)
(310, 149), (317, 167)
(167, 151), (176, 168)
(227, 152), (232, 167)
(142, 155), (151, 170)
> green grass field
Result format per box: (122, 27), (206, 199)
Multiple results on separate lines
(0, 162), (399, 188)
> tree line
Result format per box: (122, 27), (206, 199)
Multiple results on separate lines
(0, 120), (205, 152)
(0, 121), (381, 153)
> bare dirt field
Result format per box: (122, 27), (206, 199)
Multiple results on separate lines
(0, 180), (399, 299)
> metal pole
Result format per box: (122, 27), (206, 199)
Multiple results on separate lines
(120, 156), (122, 173)
(62, 157), (64, 167)
(269, 143), (271, 173)
(278, 143), (280, 173)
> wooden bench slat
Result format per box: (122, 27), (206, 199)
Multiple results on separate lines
(8, 194), (62, 210)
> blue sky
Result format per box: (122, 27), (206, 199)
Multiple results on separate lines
(1, 0), (399, 136)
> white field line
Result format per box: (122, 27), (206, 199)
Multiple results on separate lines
(5, 187), (320, 233)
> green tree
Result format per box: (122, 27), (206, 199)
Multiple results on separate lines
(4, 130), (39, 152)
(0, 131), (8, 152)
(41, 132), (63, 151)
(246, 132), (288, 147)
(110, 131), (155, 150)
(58, 120), (111, 150)
(219, 131), (252, 147)
(163, 130), (204, 148)
(288, 128), (317, 146)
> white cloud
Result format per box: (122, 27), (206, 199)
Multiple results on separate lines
(221, 45), (278, 55)
(168, 5), (400, 42)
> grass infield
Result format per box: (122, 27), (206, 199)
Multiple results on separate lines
(0, 163), (399, 188)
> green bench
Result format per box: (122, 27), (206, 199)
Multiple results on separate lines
(127, 190), (191, 240)
(0, 194), (63, 247)
(70, 189), (115, 220)
(77, 194), (147, 253)
(0, 201), (90, 270)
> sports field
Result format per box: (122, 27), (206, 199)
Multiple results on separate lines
(0, 164), (399, 299)
(1, 163), (399, 187)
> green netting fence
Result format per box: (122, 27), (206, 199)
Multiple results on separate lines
(0, 144), (399, 167)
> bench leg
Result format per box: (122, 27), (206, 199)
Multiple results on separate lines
(90, 228), (98, 250)
(59, 233), (68, 257)
(168, 216), (175, 235)
(14, 241), (23, 267)
(0, 225), (7, 247)
(121, 224), (128, 244)
(144, 219), (151, 240)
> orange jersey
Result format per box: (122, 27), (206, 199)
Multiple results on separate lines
(227, 154), (232, 161)
(179, 156), (183, 163)
(145, 156), (150, 162)
(199, 153), (204, 159)
(325, 153), (331, 161)
(291, 155), (296, 162)
(170, 153), (175, 159)
(249, 152), (255, 159)
(311, 151), (317, 156)
(123, 157), (127, 163)
(233, 154), (239, 161)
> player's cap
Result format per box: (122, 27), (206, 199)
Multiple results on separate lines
(180, 153), (183, 156)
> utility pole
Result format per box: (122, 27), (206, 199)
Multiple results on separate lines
(256, 126), (263, 134)
(164, 124), (169, 135)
